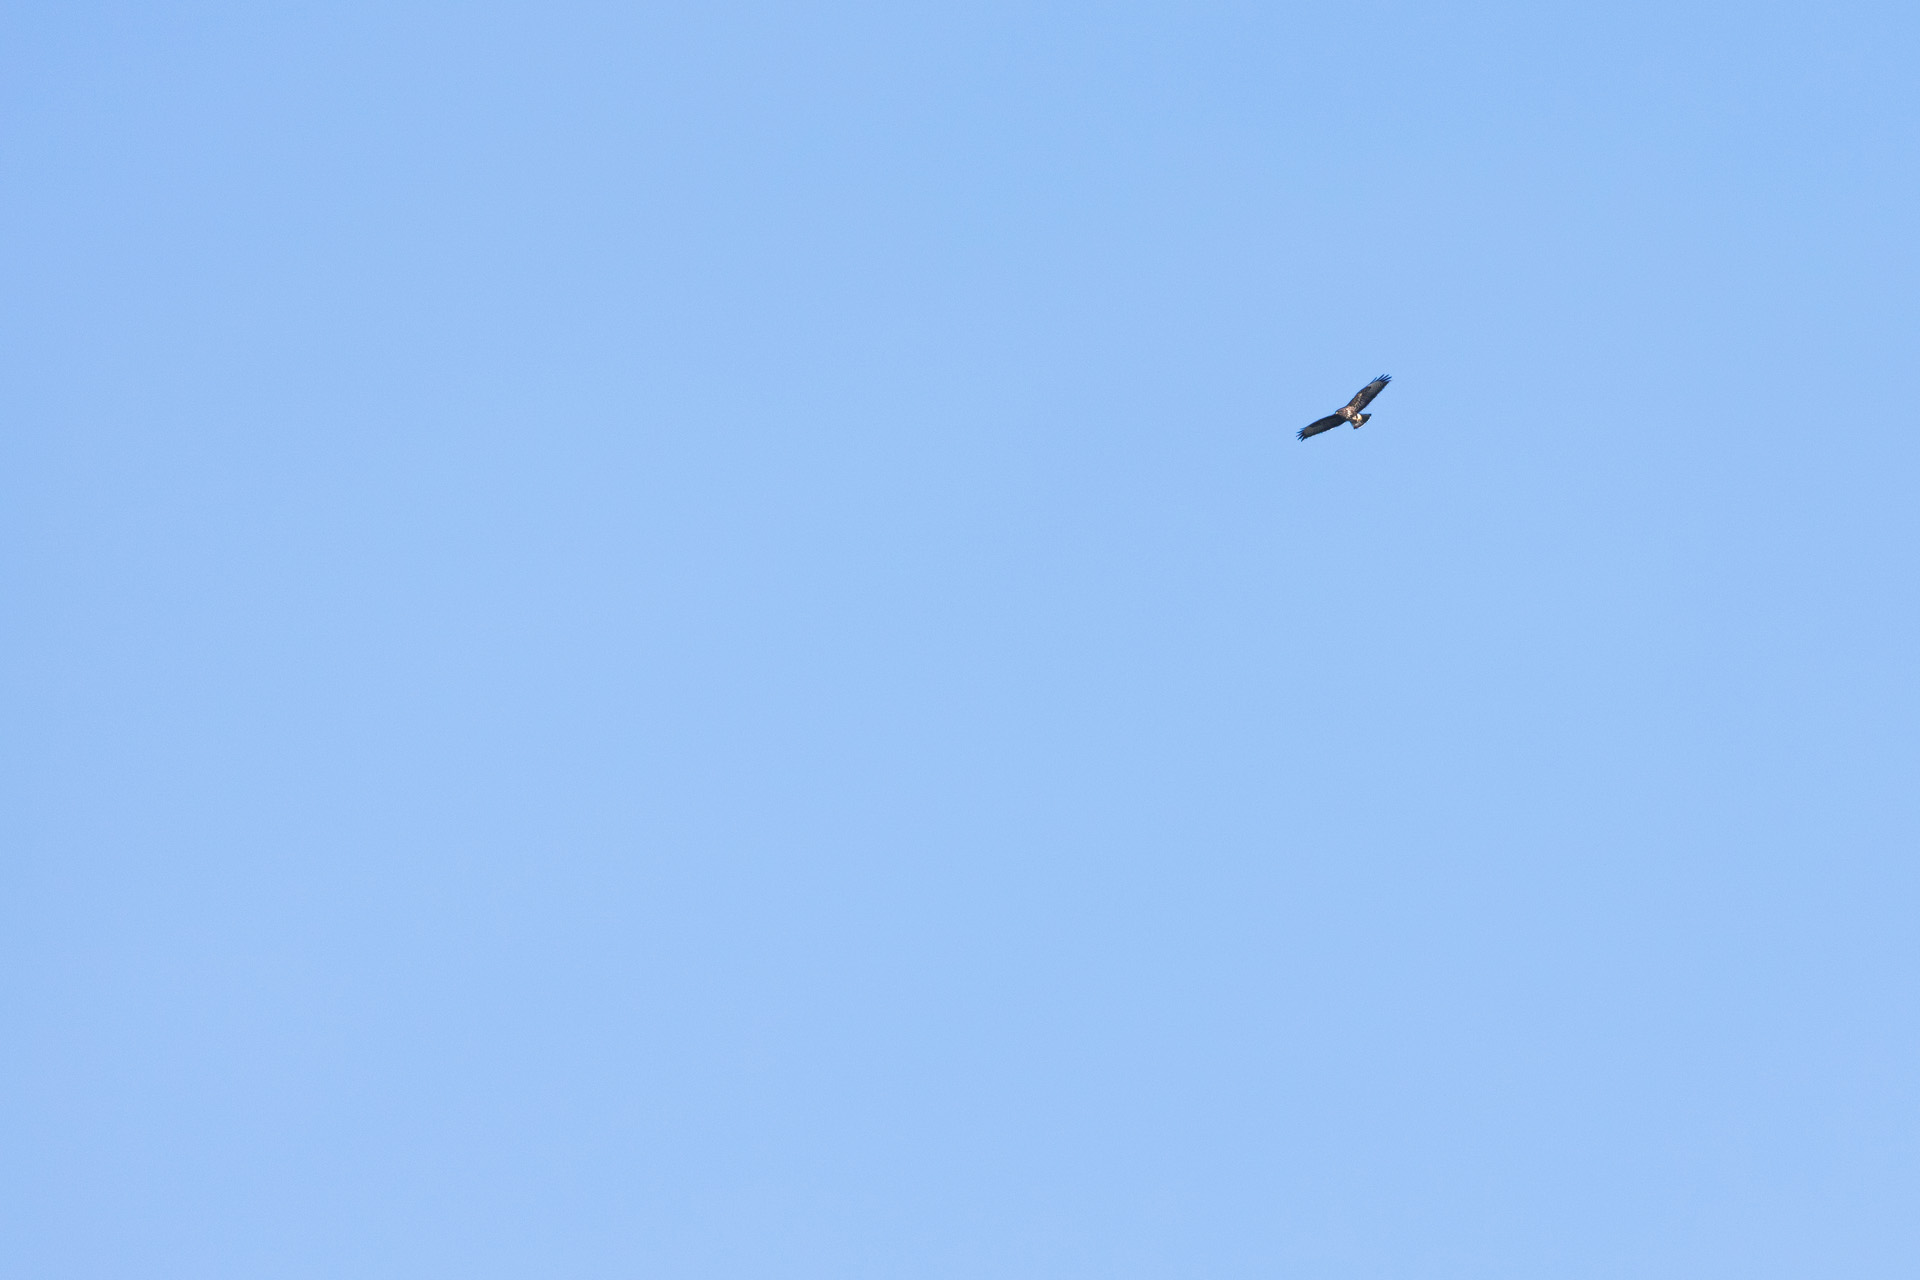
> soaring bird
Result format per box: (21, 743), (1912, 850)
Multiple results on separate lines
(1297, 375), (1392, 440)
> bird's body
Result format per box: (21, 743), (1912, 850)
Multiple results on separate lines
(1298, 375), (1391, 440)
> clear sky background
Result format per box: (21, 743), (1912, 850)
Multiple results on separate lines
(5, 1), (1918, 1276)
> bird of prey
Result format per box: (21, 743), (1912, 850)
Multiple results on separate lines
(1297, 375), (1392, 440)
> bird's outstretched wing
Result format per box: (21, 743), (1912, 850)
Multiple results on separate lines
(1297, 414), (1345, 440)
(1345, 374), (1392, 412)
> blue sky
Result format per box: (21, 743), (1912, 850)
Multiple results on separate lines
(5, 2), (1918, 1276)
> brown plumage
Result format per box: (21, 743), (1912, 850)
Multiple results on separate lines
(1297, 375), (1391, 440)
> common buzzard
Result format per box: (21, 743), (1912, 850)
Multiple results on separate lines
(1298, 375), (1392, 440)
